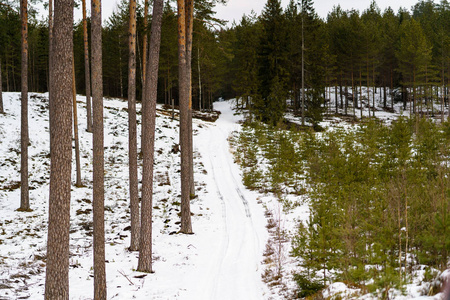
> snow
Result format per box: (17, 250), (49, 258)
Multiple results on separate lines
(0, 93), (269, 299)
(0, 91), (448, 299)
(185, 101), (269, 299)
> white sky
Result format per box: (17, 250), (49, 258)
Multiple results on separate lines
(70, 0), (425, 25)
(213, 0), (424, 24)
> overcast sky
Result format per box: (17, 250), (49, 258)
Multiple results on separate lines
(213, 0), (423, 24)
(72, 0), (426, 25)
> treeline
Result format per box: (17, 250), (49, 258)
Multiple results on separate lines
(0, 0), (227, 110)
(3, 0), (450, 123)
(223, 0), (450, 126)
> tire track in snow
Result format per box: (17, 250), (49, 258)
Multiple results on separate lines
(208, 151), (229, 299)
(216, 125), (252, 218)
(220, 128), (262, 272)
(235, 185), (251, 218)
(212, 121), (262, 295)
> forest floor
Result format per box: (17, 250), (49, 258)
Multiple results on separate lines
(0, 91), (448, 299)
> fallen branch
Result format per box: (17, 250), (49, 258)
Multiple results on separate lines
(118, 269), (134, 285)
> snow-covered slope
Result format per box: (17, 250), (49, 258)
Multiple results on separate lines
(0, 93), (269, 299)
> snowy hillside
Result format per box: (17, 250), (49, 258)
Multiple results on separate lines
(1, 92), (448, 300)
(0, 93), (272, 299)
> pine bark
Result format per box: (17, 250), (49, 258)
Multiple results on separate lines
(0, 60), (3, 114)
(128, 0), (140, 251)
(20, 0), (29, 211)
(301, 11), (305, 126)
(186, 0), (195, 198)
(44, 0), (73, 298)
(442, 67), (445, 123)
(72, 56), (82, 187)
(82, 0), (93, 133)
(142, 0), (149, 84)
(48, 0), (53, 138)
(198, 48), (201, 111)
(138, 0), (164, 272)
(177, 0), (193, 234)
(91, 0), (106, 298)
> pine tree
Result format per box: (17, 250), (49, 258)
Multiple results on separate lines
(137, 0), (164, 273)
(299, 0), (314, 125)
(178, 0), (193, 234)
(380, 7), (400, 109)
(72, 56), (82, 187)
(327, 5), (349, 115)
(142, 0), (149, 84)
(19, 0), (30, 211)
(232, 13), (260, 112)
(396, 18), (432, 118)
(82, 0), (92, 132)
(285, 0), (301, 112)
(44, 0), (73, 297)
(128, 0), (139, 252)
(305, 21), (327, 129)
(91, 0), (107, 297)
(48, 0), (53, 150)
(413, 1), (440, 118)
(186, 0), (195, 199)
(256, 0), (288, 125)
(361, 2), (382, 117)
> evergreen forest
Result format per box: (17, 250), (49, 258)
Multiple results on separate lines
(1, 0), (450, 123)
(2, 0), (450, 298)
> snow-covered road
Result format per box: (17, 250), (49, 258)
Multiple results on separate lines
(185, 101), (269, 299)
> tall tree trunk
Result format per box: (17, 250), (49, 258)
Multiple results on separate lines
(360, 68), (363, 119)
(142, 0), (149, 84)
(12, 54), (16, 92)
(118, 38), (124, 98)
(138, 0), (164, 273)
(301, 11), (305, 126)
(334, 84), (338, 114)
(128, 0), (139, 252)
(82, 0), (93, 132)
(198, 47), (202, 111)
(442, 66), (445, 123)
(6, 56), (9, 92)
(391, 67), (394, 110)
(139, 0), (149, 146)
(186, 0), (195, 198)
(177, 0), (193, 234)
(367, 61), (370, 117)
(48, 0), (53, 124)
(44, 0), (73, 298)
(372, 65), (375, 117)
(72, 56), (82, 187)
(20, 0), (29, 211)
(344, 85), (348, 115)
(0, 60), (3, 114)
(91, 0), (106, 298)
(352, 69), (355, 117)
(137, 33), (143, 87)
